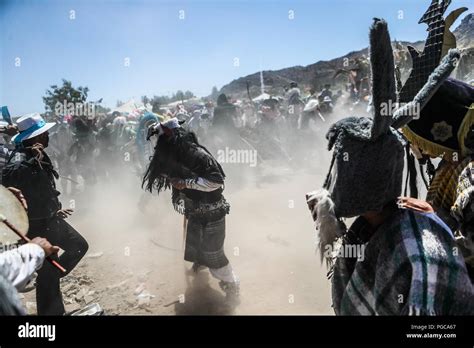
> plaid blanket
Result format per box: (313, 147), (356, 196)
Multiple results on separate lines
(332, 208), (474, 315)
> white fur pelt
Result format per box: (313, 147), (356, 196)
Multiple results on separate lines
(306, 189), (346, 266)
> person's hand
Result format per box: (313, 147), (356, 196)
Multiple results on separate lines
(57, 209), (74, 219)
(29, 143), (44, 161)
(170, 178), (186, 190)
(30, 143), (44, 151)
(7, 187), (28, 210)
(397, 197), (434, 213)
(30, 237), (60, 257)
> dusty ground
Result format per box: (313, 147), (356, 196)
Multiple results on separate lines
(22, 106), (354, 315)
(21, 159), (333, 315)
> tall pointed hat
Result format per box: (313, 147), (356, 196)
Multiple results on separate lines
(323, 18), (459, 219)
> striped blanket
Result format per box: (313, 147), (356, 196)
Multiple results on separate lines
(332, 208), (474, 315)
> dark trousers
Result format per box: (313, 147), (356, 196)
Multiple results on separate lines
(28, 217), (89, 315)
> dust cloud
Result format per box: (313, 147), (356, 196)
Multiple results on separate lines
(24, 102), (357, 315)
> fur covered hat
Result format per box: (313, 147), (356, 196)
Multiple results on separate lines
(322, 19), (459, 218)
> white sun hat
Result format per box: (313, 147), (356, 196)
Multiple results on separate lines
(11, 113), (56, 144)
(146, 117), (182, 141)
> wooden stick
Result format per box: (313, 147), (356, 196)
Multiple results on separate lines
(1, 218), (66, 273)
(182, 216), (188, 251)
(163, 300), (180, 307)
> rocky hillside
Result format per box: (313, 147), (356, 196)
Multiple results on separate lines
(454, 13), (474, 48)
(219, 13), (473, 99)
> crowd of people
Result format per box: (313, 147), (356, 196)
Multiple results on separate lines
(0, 3), (473, 317)
(0, 78), (345, 315)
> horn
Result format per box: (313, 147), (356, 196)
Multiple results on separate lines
(391, 49), (460, 129)
(369, 18), (396, 140)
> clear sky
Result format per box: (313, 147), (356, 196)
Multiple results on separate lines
(1, 0), (472, 115)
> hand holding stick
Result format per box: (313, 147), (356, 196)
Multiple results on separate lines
(0, 215), (66, 273)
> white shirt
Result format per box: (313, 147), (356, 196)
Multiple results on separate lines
(0, 243), (45, 291)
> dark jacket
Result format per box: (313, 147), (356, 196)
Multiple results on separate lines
(179, 145), (225, 204)
(171, 142), (229, 221)
(2, 148), (61, 222)
(212, 95), (238, 131)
